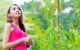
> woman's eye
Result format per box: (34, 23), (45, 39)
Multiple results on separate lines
(13, 8), (16, 10)
(12, 7), (21, 10)
(18, 8), (21, 10)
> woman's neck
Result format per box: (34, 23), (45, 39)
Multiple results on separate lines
(12, 18), (19, 26)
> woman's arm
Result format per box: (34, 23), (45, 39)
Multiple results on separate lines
(2, 23), (24, 50)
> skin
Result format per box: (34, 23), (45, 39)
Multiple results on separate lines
(2, 5), (33, 50)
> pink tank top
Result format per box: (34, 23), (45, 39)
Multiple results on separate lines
(9, 23), (27, 50)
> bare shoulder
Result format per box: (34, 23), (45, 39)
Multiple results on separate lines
(3, 23), (12, 36)
(4, 23), (12, 29)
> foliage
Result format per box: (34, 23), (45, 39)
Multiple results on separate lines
(21, 0), (80, 50)
(0, 0), (80, 50)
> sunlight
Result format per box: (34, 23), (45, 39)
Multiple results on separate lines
(64, 0), (70, 3)
(13, 0), (32, 5)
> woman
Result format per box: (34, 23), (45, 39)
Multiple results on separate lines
(2, 4), (33, 50)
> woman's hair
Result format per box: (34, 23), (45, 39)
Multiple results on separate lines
(7, 4), (26, 32)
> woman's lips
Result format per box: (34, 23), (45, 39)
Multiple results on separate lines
(15, 13), (20, 14)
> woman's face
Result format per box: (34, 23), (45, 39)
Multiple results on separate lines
(9, 5), (21, 18)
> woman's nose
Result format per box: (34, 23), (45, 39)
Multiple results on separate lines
(16, 10), (19, 13)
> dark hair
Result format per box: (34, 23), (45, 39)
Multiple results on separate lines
(7, 4), (26, 32)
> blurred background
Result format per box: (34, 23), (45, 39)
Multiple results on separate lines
(0, 0), (80, 50)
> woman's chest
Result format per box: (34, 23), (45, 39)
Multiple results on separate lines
(11, 29), (27, 38)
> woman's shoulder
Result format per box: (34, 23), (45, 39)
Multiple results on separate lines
(4, 23), (12, 34)
(4, 23), (12, 28)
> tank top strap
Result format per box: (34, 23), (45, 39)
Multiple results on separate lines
(9, 22), (16, 30)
